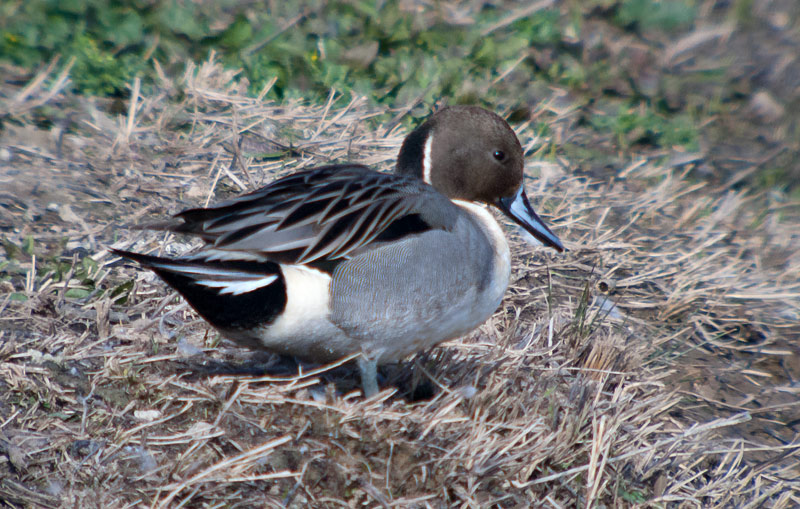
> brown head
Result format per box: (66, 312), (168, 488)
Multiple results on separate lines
(397, 106), (564, 252)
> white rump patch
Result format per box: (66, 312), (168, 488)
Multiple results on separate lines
(262, 265), (331, 338)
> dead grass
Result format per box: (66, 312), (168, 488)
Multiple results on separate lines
(1, 55), (799, 507)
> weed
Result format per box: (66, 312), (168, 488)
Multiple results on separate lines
(615, 0), (696, 32)
(592, 102), (699, 150)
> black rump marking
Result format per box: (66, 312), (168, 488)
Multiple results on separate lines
(113, 249), (287, 331)
(151, 261), (288, 331)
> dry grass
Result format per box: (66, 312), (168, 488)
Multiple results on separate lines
(1, 56), (799, 507)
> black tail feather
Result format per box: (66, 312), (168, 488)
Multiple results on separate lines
(111, 249), (288, 330)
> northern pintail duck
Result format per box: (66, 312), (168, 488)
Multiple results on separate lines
(113, 106), (564, 396)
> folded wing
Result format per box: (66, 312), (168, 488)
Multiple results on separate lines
(171, 165), (450, 266)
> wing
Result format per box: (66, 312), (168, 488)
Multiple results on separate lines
(170, 165), (455, 266)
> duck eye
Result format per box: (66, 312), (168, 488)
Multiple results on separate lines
(493, 150), (506, 162)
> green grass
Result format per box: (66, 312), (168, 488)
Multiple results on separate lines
(1, 0), (699, 149)
(2, 1), (558, 104)
(0, 0), (704, 159)
(615, 0), (696, 32)
(591, 103), (699, 150)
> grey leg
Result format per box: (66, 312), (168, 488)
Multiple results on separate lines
(357, 355), (379, 397)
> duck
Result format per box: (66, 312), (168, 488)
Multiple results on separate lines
(112, 105), (565, 397)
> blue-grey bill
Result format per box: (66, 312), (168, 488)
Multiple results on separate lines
(497, 187), (565, 252)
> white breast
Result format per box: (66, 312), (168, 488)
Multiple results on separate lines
(452, 199), (512, 306)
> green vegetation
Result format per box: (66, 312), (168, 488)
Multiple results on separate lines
(1, 0), (704, 152)
(1, 235), (128, 304)
(1, 0), (152, 95)
(0, 1), (562, 106)
(615, 0), (696, 32)
(591, 103), (699, 150)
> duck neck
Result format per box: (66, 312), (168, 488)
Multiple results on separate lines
(396, 121), (435, 183)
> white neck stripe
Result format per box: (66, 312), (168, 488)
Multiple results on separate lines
(422, 132), (434, 185)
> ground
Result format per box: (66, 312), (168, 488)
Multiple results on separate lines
(1, 1), (800, 507)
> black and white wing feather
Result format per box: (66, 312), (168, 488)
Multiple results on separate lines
(171, 165), (453, 265)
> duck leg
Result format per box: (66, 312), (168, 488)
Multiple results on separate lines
(357, 355), (380, 397)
